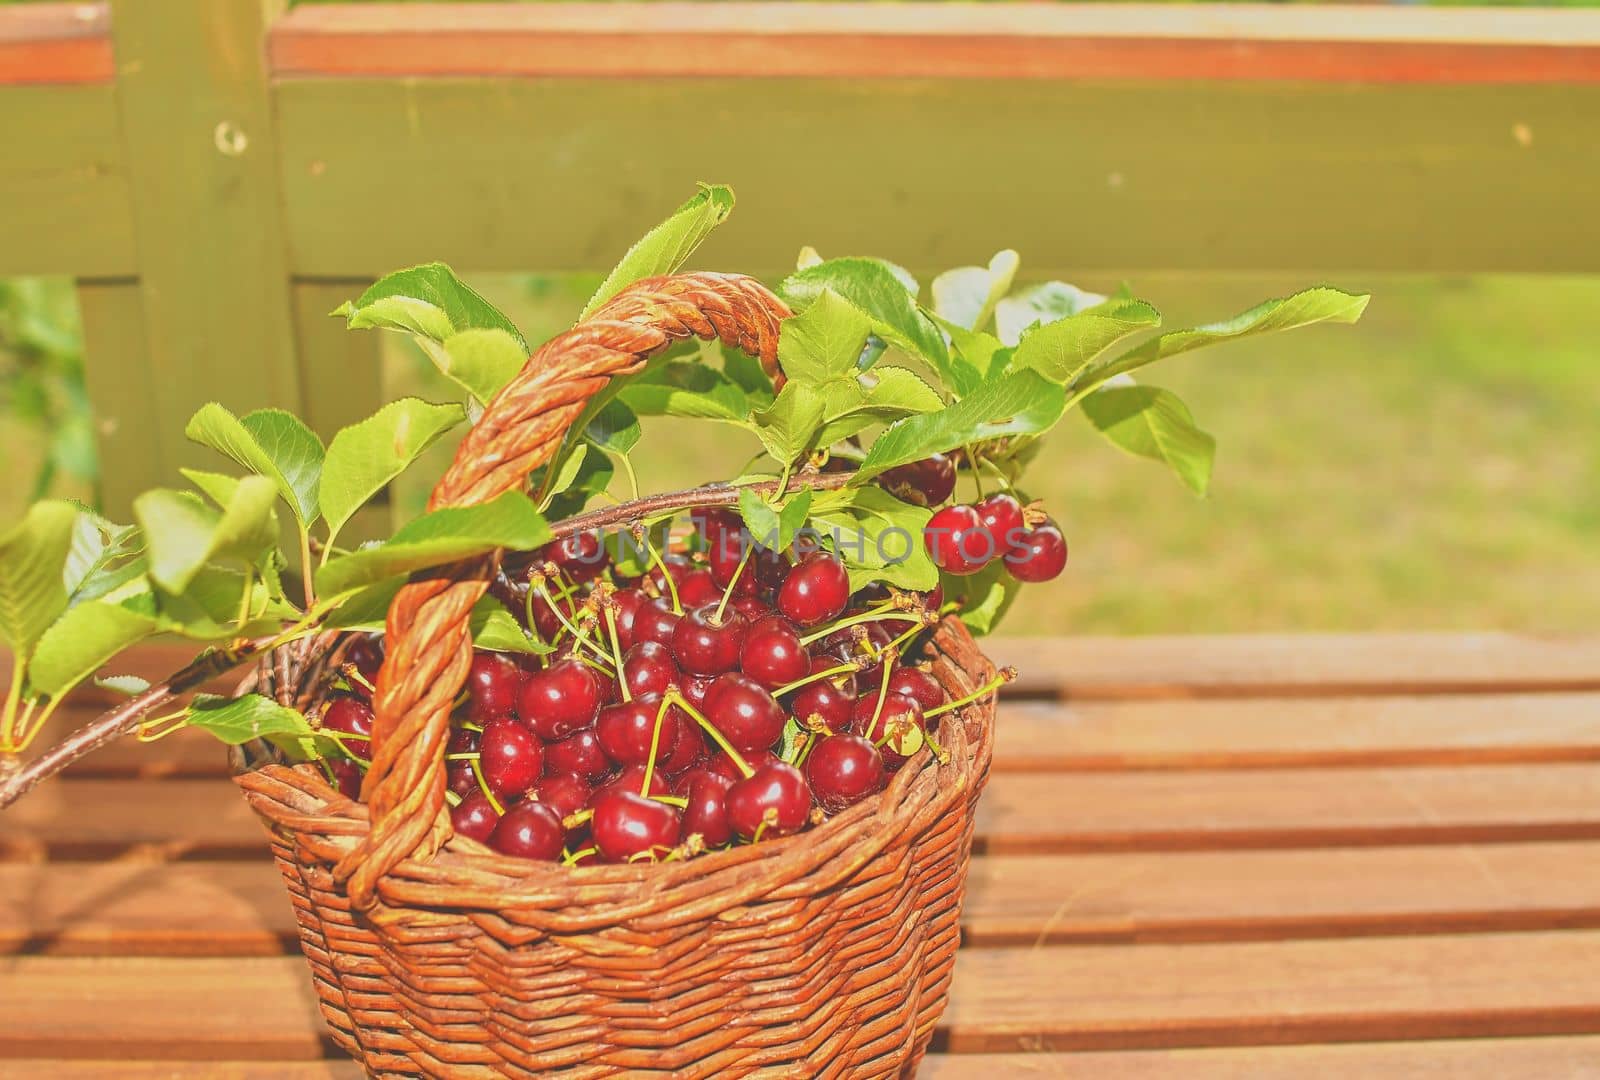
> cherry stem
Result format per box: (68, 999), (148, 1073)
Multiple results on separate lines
(792, 731), (818, 769)
(668, 690), (753, 779)
(563, 845), (597, 866)
(467, 755), (505, 816)
(603, 602), (630, 703)
(922, 667), (1016, 720)
(648, 794), (689, 809)
(711, 545), (752, 625)
(641, 532), (683, 615)
(866, 646), (898, 736)
(341, 663), (376, 695)
(534, 578), (611, 668)
(798, 605), (906, 646)
(639, 695), (672, 796)
(772, 660), (859, 698)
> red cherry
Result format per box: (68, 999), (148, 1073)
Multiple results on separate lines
(488, 800), (566, 860)
(541, 531), (609, 584)
(447, 760), (477, 797)
(646, 554), (692, 594)
(975, 493), (1026, 555)
(681, 673), (716, 708)
(879, 453), (958, 507)
(690, 506), (740, 547)
(1005, 520), (1068, 582)
(596, 695), (685, 767)
(632, 597), (683, 648)
(661, 722), (706, 776)
(329, 759), (364, 800)
(753, 547), (791, 592)
(621, 641), (681, 700)
(675, 768), (735, 848)
(725, 762), (812, 840)
(344, 634), (385, 686)
(592, 762), (673, 803)
(739, 617), (809, 689)
(465, 652), (524, 722)
(591, 790), (681, 862)
(671, 604), (746, 676)
(729, 595), (773, 624)
(887, 667), (945, 713)
(517, 657), (601, 739)
(545, 728), (610, 782)
(789, 677), (856, 733)
(677, 568), (722, 608)
(776, 553), (850, 627)
(612, 588), (647, 650)
(705, 747), (779, 784)
(450, 791), (500, 842)
(706, 537), (762, 599)
(528, 589), (577, 644)
(533, 771), (592, 820)
(924, 504), (998, 576)
(479, 718), (543, 799)
(804, 734), (886, 812)
(851, 693), (926, 770)
(320, 696), (373, 761)
(703, 673), (786, 752)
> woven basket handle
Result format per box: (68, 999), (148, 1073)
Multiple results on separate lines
(333, 273), (791, 908)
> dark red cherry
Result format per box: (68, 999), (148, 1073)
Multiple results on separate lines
(329, 759), (364, 800)
(729, 595), (773, 624)
(344, 634), (385, 686)
(591, 790), (681, 863)
(646, 554), (692, 593)
(632, 596), (683, 648)
(488, 800), (566, 860)
(479, 718), (543, 799)
(612, 588), (647, 650)
(753, 547), (790, 592)
(1005, 519), (1068, 583)
(690, 506), (740, 548)
(887, 667), (945, 713)
(705, 747), (779, 784)
(776, 553), (850, 627)
(450, 791), (500, 843)
(924, 504), (998, 576)
(593, 762), (673, 803)
(661, 721), (706, 776)
(465, 651), (524, 722)
(518, 657), (601, 739)
(447, 759), (477, 797)
(596, 695), (684, 767)
(804, 734), (886, 812)
(621, 641), (681, 700)
(542, 531), (608, 584)
(790, 677), (856, 733)
(706, 536), (761, 599)
(975, 493), (1026, 555)
(675, 768), (735, 848)
(880, 452), (958, 507)
(739, 617), (809, 689)
(545, 728), (610, 782)
(670, 604), (746, 676)
(703, 673), (786, 752)
(851, 694), (926, 770)
(533, 771), (592, 820)
(681, 673), (716, 708)
(528, 588), (577, 644)
(726, 761), (812, 840)
(677, 568), (721, 608)
(320, 696), (374, 761)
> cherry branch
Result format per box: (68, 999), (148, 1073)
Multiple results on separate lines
(543, 470), (852, 542)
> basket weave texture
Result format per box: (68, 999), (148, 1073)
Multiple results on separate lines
(235, 272), (998, 1077)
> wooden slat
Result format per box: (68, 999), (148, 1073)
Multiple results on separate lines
(919, 1038), (1600, 1078)
(5, 1067), (359, 1080)
(7, 934), (1600, 1058)
(11, 765), (1600, 860)
(11, 842), (1600, 956)
(0, 2), (112, 86)
(270, 4), (1600, 85)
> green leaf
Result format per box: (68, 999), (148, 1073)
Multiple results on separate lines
(720, 345), (776, 405)
(931, 250), (1020, 332)
(133, 477), (280, 594)
(813, 366), (944, 447)
(752, 382), (826, 468)
(418, 328), (530, 405)
(778, 258), (950, 374)
(27, 600), (164, 698)
(584, 400), (641, 456)
(472, 605), (552, 656)
(1069, 287), (1371, 400)
(541, 447), (615, 521)
(808, 487), (936, 592)
(316, 491), (550, 598)
(185, 405), (325, 527)
(538, 444), (590, 512)
(185, 692), (315, 747)
(581, 183), (736, 320)
(776, 289), (872, 386)
(95, 674), (151, 697)
(335, 262), (526, 348)
(617, 362), (750, 423)
(323, 577), (403, 631)
(0, 500), (78, 657)
(320, 398), (465, 544)
(62, 509), (142, 606)
(152, 565), (296, 641)
(854, 370), (1066, 484)
(1081, 383), (1216, 496)
(943, 560), (1017, 636)
(1011, 301), (1162, 385)
(737, 486), (813, 553)
(995, 281), (1109, 346)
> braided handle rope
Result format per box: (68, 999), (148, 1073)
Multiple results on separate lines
(334, 273), (790, 908)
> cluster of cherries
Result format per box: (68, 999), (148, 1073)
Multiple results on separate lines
(316, 501), (1006, 866)
(880, 452), (1068, 581)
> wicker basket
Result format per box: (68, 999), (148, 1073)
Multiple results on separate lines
(233, 272), (999, 1078)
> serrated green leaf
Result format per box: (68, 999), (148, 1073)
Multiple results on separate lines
(185, 404), (325, 527)
(538, 444), (590, 513)
(720, 344), (776, 404)
(854, 370), (1066, 484)
(1069, 287), (1371, 401)
(813, 367), (944, 448)
(417, 328), (529, 405)
(1011, 301), (1162, 385)
(737, 486), (812, 554)
(473, 605), (552, 655)
(179, 469), (243, 508)
(320, 398), (465, 544)
(779, 258), (949, 375)
(62, 509), (141, 606)
(776, 289), (872, 386)
(584, 400), (641, 455)
(152, 565), (295, 641)
(0, 500), (78, 656)
(336, 262), (526, 348)
(95, 674), (150, 697)
(27, 600), (165, 698)
(133, 477), (279, 594)
(581, 184), (736, 320)
(752, 382), (826, 468)
(1081, 383), (1216, 496)
(808, 487), (936, 593)
(323, 577), (404, 632)
(541, 447), (615, 522)
(186, 692), (314, 747)
(932, 250), (1020, 333)
(316, 491), (550, 598)
(995, 281), (1109, 347)
(618, 362), (750, 422)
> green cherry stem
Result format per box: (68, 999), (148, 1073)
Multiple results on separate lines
(668, 690), (753, 779)
(797, 605), (906, 647)
(468, 755), (505, 816)
(639, 695), (673, 796)
(640, 530), (683, 615)
(772, 660), (860, 698)
(866, 646), (898, 736)
(922, 667), (1017, 721)
(603, 602), (631, 703)
(710, 545), (753, 625)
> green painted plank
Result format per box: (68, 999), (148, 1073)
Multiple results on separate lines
(276, 77), (1600, 276)
(108, 0), (300, 481)
(0, 85), (135, 277)
(75, 280), (163, 519)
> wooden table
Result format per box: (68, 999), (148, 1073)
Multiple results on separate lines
(6, 633), (1600, 1077)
